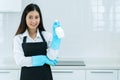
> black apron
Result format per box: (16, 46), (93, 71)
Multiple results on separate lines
(20, 31), (53, 80)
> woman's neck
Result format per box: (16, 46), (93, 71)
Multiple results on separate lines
(28, 29), (37, 39)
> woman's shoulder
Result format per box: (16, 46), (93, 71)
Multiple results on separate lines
(13, 34), (23, 41)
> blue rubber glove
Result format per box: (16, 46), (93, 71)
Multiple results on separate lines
(32, 55), (46, 66)
(50, 21), (61, 50)
(45, 58), (58, 66)
(32, 55), (58, 66)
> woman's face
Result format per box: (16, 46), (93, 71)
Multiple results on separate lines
(26, 10), (40, 30)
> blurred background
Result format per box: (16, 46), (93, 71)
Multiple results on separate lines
(0, 0), (120, 61)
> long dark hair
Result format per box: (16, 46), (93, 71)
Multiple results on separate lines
(15, 3), (45, 35)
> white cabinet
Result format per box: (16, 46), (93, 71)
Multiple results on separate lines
(0, 70), (20, 80)
(118, 70), (120, 80)
(86, 70), (117, 80)
(52, 70), (85, 80)
(0, 0), (21, 12)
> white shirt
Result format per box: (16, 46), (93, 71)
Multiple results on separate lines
(13, 29), (59, 67)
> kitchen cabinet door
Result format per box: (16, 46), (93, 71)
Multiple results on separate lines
(52, 70), (85, 80)
(86, 70), (117, 80)
(0, 70), (20, 80)
(118, 70), (120, 80)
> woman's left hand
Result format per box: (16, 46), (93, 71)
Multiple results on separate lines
(55, 27), (64, 38)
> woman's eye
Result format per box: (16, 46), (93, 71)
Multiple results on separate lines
(29, 16), (33, 19)
(35, 16), (39, 19)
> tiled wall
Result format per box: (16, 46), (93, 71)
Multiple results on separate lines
(0, 13), (21, 56)
(1, 0), (120, 60)
(0, 14), (3, 43)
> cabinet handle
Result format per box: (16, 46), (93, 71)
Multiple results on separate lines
(52, 70), (73, 73)
(91, 71), (113, 74)
(0, 72), (10, 73)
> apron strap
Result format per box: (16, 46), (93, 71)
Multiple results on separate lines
(23, 36), (27, 43)
(39, 31), (46, 42)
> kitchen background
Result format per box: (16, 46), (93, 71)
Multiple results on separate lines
(1, 0), (120, 80)
(0, 0), (120, 62)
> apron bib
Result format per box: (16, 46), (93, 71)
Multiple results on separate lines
(20, 31), (53, 80)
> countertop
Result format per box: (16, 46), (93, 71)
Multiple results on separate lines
(0, 57), (120, 70)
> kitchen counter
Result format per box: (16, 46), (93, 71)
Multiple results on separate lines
(0, 57), (120, 70)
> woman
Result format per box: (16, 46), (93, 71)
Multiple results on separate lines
(13, 3), (64, 80)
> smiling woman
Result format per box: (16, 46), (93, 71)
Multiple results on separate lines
(13, 3), (64, 80)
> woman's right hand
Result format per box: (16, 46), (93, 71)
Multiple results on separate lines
(32, 55), (47, 66)
(32, 55), (58, 66)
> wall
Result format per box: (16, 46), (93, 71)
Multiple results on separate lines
(1, 0), (120, 60)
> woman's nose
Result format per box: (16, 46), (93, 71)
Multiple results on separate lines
(31, 19), (36, 23)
